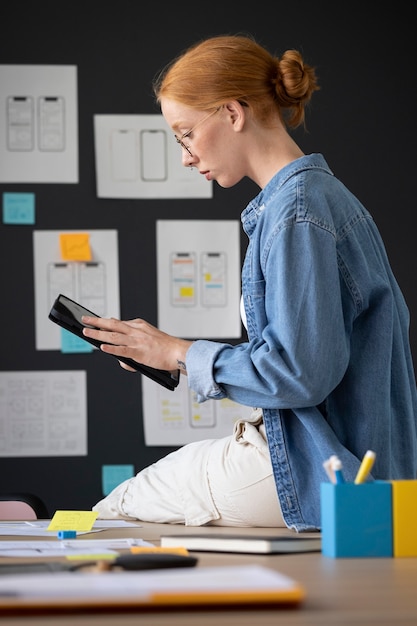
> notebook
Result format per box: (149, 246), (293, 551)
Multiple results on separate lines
(0, 564), (305, 612)
(160, 533), (321, 554)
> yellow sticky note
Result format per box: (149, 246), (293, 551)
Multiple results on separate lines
(60, 233), (92, 261)
(47, 510), (98, 531)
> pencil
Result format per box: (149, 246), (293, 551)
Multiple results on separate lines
(354, 450), (376, 484)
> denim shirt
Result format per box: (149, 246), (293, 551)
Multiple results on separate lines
(187, 154), (417, 531)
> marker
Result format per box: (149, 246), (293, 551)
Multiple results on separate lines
(354, 450), (376, 484)
(130, 546), (190, 555)
(57, 530), (77, 539)
(331, 457), (345, 484)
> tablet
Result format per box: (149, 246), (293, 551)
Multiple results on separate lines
(49, 293), (179, 391)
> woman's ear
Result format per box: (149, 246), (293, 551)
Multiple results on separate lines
(224, 100), (246, 132)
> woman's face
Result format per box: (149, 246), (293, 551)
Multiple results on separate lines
(160, 98), (247, 188)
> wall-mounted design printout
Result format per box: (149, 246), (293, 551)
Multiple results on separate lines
(157, 220), (242, 338)
(33, 230), (119, 350)
(142, 374), (252, 446)
(0, 371), (87, 458)
(94, 115), (212, 199)
(0, 65), (78, 183)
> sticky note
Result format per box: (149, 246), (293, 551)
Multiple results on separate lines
(60, 328), (94, 353)
(3, 192), (35, 224)
(60, 233), (92, 261)
(102, 464), (135, 496)
(48, 510), (98, 532)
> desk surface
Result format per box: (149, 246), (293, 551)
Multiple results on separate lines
(1, 522), (417, 625)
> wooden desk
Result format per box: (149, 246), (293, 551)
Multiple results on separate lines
(2, 522), (417, 625)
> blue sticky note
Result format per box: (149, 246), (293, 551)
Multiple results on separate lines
(60, 328), (94, 353)
(3, 192), (35, 224)
(102, 465), (135, 496)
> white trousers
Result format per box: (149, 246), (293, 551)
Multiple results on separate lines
(93, 410), (285, 527)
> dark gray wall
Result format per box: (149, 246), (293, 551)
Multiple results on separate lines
(1, 1), (415, 515)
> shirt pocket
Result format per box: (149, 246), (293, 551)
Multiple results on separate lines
(243, 279), (266, 338)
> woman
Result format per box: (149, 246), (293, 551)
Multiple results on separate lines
(86, 34), (417, 531)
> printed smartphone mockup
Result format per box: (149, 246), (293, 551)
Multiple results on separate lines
(77, 261), (106, 316)
(49, 294), (179, 391)
(7, 96), (34, 151)
(140, 129), (167, 181)
(171, 252), (196, 307)
(38, 96), (65, 151)
(47, 262), (76, 308)
(201, 252), (227, 307)
(110, 129), (137, 180)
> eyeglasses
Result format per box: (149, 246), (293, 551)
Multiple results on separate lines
(174, 107), (221, 156)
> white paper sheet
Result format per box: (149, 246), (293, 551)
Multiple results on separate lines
(142, 373), (253, 445)
(94, 115), (212, 198)
(0, 538), (153, 558)
(33, 229), (120, 351)
(0, 371), (87, 457)
(157, 219), (242, 338)
(0, 520), (141, 536)
(0, 65), (78, 183)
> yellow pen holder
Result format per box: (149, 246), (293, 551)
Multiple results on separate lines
(391, 480), (417, 557)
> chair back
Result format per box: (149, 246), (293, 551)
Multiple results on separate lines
(0, 493), (49, 520)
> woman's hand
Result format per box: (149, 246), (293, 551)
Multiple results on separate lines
(81, 315), (192, 373)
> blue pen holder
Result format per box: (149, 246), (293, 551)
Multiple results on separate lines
(320, 481), (393, 558)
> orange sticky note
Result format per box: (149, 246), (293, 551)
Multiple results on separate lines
(47, 510), (98, 532)
(60, 233), (92, 261)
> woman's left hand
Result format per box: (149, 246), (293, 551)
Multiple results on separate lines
(81, 315), (192, 373)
